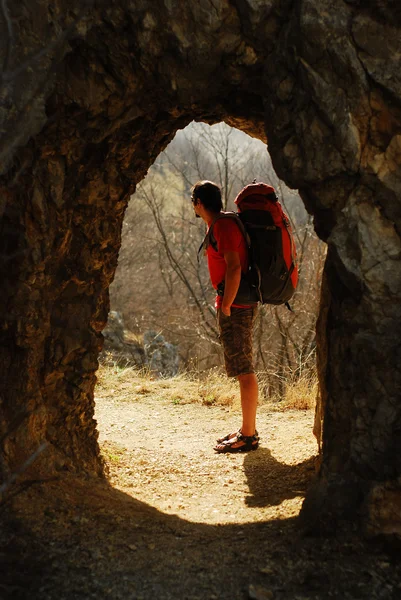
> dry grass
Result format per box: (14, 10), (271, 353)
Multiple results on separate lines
(95, 364), (239, 407)
(96, 362), (316, 411)
(196, 368), (239, 407)
(282, 373), (318, 410)
(262, 371), (318, 411)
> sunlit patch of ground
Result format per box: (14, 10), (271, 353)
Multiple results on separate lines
(95, 369), (318, 526)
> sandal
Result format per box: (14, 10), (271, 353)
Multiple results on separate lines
(214, 431), (259, 453)
(216, 429), (259, 444)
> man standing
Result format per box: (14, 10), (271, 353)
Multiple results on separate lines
(191, 180), (259, 453)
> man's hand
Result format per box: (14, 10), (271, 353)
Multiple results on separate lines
(221, 304), (231, 317)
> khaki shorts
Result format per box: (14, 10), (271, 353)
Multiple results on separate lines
(217, 306), (257, 377)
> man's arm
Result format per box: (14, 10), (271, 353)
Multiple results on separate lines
(221, 251), (242, 316)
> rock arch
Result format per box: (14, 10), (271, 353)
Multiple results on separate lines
(1, 1), (400, 535)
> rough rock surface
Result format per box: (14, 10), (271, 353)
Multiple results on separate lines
(101, 314), (179, 376)
(101, 311), (145, 367)
(143, 331), (179, 378)
(1, 1), (401, 536)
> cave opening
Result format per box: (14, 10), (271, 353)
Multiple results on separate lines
(103, 120), (323, 391)
(1, 0), (401, 539)
(92, 119), (321, 526)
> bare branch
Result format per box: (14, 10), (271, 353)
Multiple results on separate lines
(140, 185), (219, 341)
(112, 121), (324, 382)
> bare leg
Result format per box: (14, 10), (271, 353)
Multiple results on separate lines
(238, 372), (258, 436)
(214, 372), (258, 451)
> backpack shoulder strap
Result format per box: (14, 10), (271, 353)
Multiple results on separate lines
(197, 212), (249, 260)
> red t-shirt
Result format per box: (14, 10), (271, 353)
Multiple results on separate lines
(206, 216), (250, 309)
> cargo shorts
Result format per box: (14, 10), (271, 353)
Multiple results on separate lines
(217, 306), (257, 378)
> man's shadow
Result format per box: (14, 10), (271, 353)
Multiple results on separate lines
(243, 446), (318, 507)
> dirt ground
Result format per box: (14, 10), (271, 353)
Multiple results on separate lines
(1, 393), (400, 599)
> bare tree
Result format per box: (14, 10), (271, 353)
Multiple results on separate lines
(110, 121), (326, 393)
(161, 122), (260, 208)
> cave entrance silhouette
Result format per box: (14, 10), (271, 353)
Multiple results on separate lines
(1, 1), (401, 537)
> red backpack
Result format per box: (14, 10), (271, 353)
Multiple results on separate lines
(201, 182), (298, 306)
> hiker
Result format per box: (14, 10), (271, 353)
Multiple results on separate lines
(191, 180), (259, 453)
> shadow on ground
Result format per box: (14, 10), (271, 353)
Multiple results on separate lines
(1, 472), (400, 600)
(243, 448), (317, 507)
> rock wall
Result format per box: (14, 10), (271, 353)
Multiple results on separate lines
(101, 313), (179, 377)
(101, 311), (146, 368)
(263, 0), (401, 534)
(1, 1), (400, 535)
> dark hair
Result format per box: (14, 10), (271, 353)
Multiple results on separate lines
(191, 180), (222, 213)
